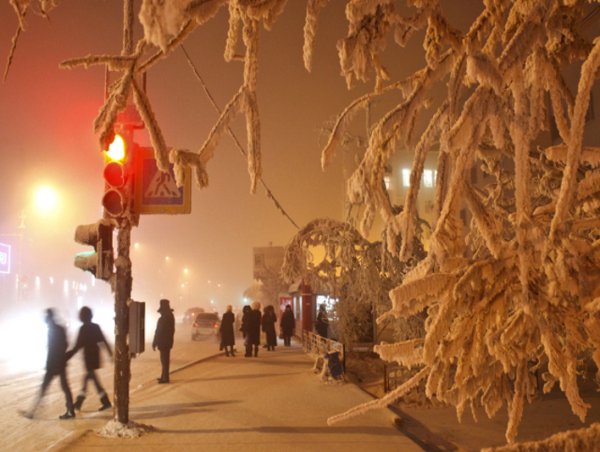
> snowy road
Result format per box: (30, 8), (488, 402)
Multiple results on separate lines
(0, 324), (222, 452)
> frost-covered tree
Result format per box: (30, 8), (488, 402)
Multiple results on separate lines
(7, 0), (600, 445)
(281, 218), (425, 344)
(315, 1), (600, 445)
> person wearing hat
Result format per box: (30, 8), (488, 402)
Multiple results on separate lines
(152, 299), (175, 384)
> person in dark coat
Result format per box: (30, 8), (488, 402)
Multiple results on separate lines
(22, 308), (75, 420)
(261, 305), (277, 351)
(220, 304), (236, 356)
(245, 301), (262, 357)
(152, 298), (175, 383)
(280, 304), (295, 346)
(315, 304), (329, 338)
(66, 306), (113, 412)
(240, 304), (251, 351)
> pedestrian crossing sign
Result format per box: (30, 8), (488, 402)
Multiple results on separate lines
(134, 147), (191, 214)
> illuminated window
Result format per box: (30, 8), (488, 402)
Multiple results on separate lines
(423, 169), (434, 187)
(402, 168), (411, 187)
(384, 175), (391, 190)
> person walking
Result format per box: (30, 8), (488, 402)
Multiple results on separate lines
(315, 304), (329, 338)
(246, 301), (262, 357)
(22, 308), (75, 420)
(152, 299), (175, 383)
(280, 304), (295, 346)
(261, 305), (277, 351)
(66, 306), (113, 412)
(220, 305), (236, 356)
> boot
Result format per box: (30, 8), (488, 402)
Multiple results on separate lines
(98, 394), (112, 411)
(73, 395), (85, 411)
(229, 346), (235, 356)
(59, 411), (75, 420)
(253, 345), (258, 357)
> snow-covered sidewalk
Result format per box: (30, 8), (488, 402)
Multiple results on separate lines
(3, 325), (221, 452)
(52, 343), (422, 451)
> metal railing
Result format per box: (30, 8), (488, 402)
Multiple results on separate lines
(302, 330), (346, 371)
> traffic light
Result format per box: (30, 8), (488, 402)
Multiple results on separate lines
(74, 220), (114, 280)
(102, 132), (136, 219)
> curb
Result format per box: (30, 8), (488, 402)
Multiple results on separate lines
(347, 377), (458, 452)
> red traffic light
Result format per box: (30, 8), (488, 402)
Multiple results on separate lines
(102, 133), (135, 218)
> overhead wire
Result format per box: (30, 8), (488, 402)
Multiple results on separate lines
(180, 45), (300, 230)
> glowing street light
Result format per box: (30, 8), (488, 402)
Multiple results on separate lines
(33, 185), (59, 215)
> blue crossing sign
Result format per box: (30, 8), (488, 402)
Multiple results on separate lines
(134, 147), (191, 214)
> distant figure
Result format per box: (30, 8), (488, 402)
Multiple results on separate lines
(220, 305), (236, 357)
(22, 309), (75, 420)
(246, 301), (262, 357)
(66, 306), (113, 412)
(261, 305), (277, 351)
(315, 304), (329, 338)
(240, 304), (251, 341)
(280, 304), (295, 346)
(152, 299), (175, 384)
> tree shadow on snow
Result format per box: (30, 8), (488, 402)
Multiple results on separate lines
(154, 425), (400, 436)
(129, 400), (240, 420)
(184, 372), (300, 382)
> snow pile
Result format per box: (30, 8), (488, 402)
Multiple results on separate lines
(96, 419), (155, 439)
(484, 422), (600, 452)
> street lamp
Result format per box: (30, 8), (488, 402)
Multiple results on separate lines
(33, 185), (60, 216)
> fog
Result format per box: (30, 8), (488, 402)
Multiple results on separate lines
(0, 1), (364, 322)
(0, 2), (482, 375)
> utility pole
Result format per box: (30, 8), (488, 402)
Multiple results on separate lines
(113, 217), (132, 423)
(113, 0), (134, 424)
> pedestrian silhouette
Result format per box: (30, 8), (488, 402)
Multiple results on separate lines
(21, 308), (75, 420)
(280, 304), (295, 346)
(261, 305), (277, 351)
(153, 298), (175, 383)
(316, 304), (329, 338)
(66, 306), (113, 412)
(220, 305), (236, 356)
(240, 304), (251, 351)
(245, 302), (262, 357)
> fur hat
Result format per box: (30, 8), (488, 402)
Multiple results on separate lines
(158, 298), (173, 313)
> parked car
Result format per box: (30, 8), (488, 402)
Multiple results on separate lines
(183, 307), (205, 324)
(191, 312), (220, 340)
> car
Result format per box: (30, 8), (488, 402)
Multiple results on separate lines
(183, 307), (205, 324)
(191, 312), (220, 340)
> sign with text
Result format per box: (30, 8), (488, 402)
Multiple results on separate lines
(0, 242), (11, 274)
(134, 147), (191, 215)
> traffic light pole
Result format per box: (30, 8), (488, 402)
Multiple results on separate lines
(113, 0), (135, 423)
(113, 221), (132, 423)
